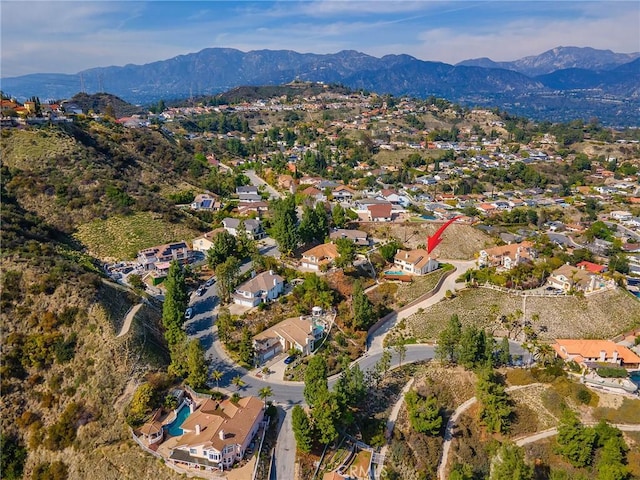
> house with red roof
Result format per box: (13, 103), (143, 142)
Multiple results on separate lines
(576, 261), (607, 274)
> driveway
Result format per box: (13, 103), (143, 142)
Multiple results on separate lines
(246, 169), (283, 200)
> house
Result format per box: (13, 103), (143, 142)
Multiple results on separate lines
(547, 264), (609, 293)
(138, 242), (190, 271)
(576, 261), (607, 274)
(609, 210), (632, 221)
(236, 201), (269, 217)
(332, 185), (357, 202)
(329, 229), (370, 247)
(253, 314), (327, 364)
(552, 339), (640, 369)
(191, 193), (221, 211)
(478, 241), (534, 270)
(236, 186), (258, 195)
(366, 203), (393, 222)
(301, 243), (339, 271)
(192, 230), (223, 252)
(233, 270), (285, 307)
(169, 396), (264, 471)
(394, 249), (439, 275)
(222, 218), (265, 239)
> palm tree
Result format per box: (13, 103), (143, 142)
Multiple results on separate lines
(534, 343), (555, 367)
(258, 386), (273, 409)
(211, 369), (223, 390)
(232, 375), (245, 391)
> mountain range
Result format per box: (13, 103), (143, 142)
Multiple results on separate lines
(2, 46), (639, 125)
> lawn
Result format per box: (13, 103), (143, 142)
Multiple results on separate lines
(74, 211), (200, 261)
(405, 286), (640, 341)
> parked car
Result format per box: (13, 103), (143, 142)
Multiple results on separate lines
(205, 278), (215, 287)
(196, 286), (206, 296)
(284, 355), (297, 365)
(185, 308), (193, 320)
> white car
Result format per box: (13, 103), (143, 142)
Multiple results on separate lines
(185, 308), (193, 320)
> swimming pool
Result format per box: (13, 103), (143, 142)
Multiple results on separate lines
(165, 404), (190, 437)
(384, 270), (408, 276)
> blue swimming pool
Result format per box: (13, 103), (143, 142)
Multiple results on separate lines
(384, 270), (408, 276)
(165, 404), (190, 437)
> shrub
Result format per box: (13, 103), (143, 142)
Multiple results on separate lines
(45, 402), (82, 450)
(596, 366), (628, 378)
(0, 433), (27, 480)
(32, 461), (68, 480)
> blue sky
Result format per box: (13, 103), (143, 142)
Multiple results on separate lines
(1, 1), (639, 77)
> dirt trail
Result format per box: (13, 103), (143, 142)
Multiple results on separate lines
(117, 303), (143, 338)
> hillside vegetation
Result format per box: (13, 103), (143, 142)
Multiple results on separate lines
(0, 183), (177, 479)
(405, 287), (640, 341)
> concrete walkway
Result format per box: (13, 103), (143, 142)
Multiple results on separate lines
(437, 383), (542, 480)
(116, 303), (143, 338)
(515, 422), (640, 446)
(378, 378), (415, 468)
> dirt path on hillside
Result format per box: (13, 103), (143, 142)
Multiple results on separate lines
(117, 303), (143, 338)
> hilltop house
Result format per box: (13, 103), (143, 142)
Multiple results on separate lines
(233, 270), (284, 307)
(478, 241), (534, 270)
(394, 248), (439, 275)
(138, 242), (190, 271)
(222, 218), (265, 239)
(252, 312), (328, 364)
(300, 243), (339, 271)
(169, 396), (265, 471)
(192, 230), (223, 253)
(548, 264), (610, 293)
(552, 339), (640, 369)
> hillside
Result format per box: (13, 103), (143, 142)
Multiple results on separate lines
(0, 120), (207, 252)
(66, 92), (145, 118)
(0, 183), (177, 479)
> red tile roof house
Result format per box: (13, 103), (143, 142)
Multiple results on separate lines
(548, 264), (611, 293)
(233, 270), (285, 308)
(553, 339), (640, 370)
(137, 241), (190, 271)
(168, 396), (265, 472)
(576, 261), (607, 274)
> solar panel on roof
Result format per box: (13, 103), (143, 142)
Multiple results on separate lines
(202, 200), (212, 208)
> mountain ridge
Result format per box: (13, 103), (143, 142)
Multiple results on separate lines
(2, 46), (639, 125)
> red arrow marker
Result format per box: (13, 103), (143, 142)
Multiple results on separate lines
(427, 216), (461, 254)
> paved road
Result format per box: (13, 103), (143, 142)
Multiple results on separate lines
(271, 407), (296, 480)
(547, 232), (583, 249)
(246, 169), (283, 200)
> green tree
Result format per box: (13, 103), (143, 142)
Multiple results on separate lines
(231, 375), (245, 391)
(335, 237), (357, 270)
(457, 325), (489, 369)
(211, 369), (223, 390)
(312, 390), (340, 444)
(393, 336), (407, 366)
(299, 203), (328, 245)
(351, 279), (375, 330)
(270, 195), (299, 256)
(304, 355), (328, 407)
(215, 256), (241, 303)
(292, 405), (313, 453)
(490, 443), (533, 480)
(436, 314), (462, 364)
(379, 240), (400, 262)
(32, 461), (68, 480)
(476, 368), (513, 434)
(334, 363), (366, 413)
(449, 463), (474, 480)
(0, 434), (27, 480)
(128, 273), (145, 290)
(404, 390), (442, 435)
(238, 326), (254, 366)
(497, 337), (511, 366)
(555, 409), (596, 467)
(185, 339), (208, 389)
(258, 386), (273, 409)
(207, 231), (237, 269)
(332, 204), (347, 228)
(162, 261), (188, 346)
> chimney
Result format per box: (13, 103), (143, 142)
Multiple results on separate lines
(599, 350), (606, 362)
(195, 424), (201, 435)
(219, 429), (225, 440)
(613, 350), (619, 364)
(189, 403), (195, 414)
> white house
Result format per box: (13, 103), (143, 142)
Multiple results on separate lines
(253, 313), (327, 363)
(610, 210), (632, 221)
(222, 218), (265, 239)
(233, 270), (285, 307)
(393, 249), (439, 275)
